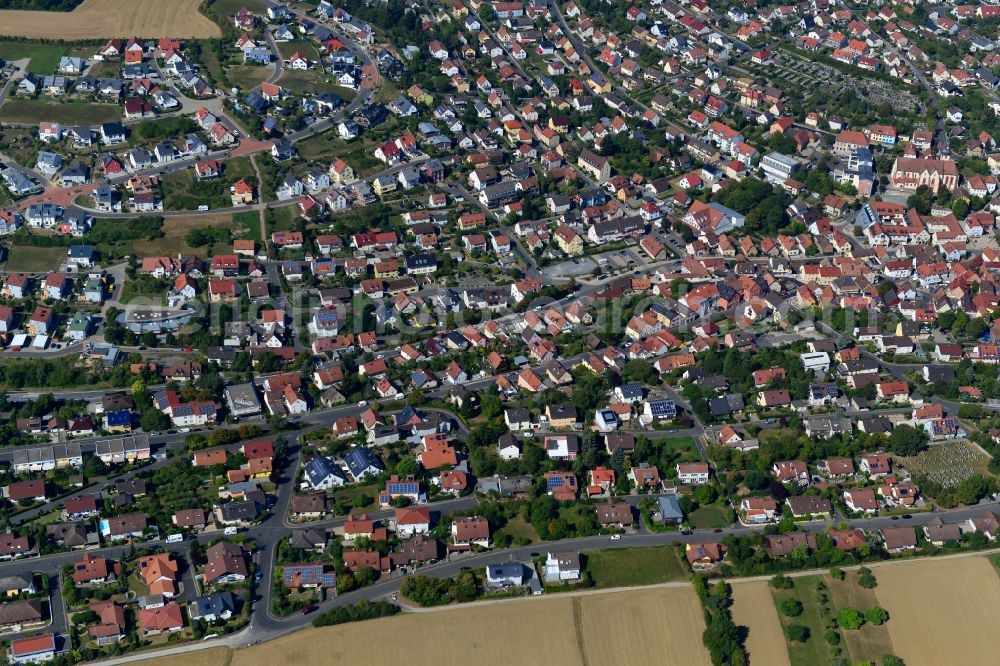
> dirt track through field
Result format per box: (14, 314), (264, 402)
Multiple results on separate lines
(0, 0), (220, 39)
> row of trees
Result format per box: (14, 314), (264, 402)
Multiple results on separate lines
(694, 577), (746, 666)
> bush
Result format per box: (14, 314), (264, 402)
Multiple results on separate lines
(787, 624), (810, 642)
(837, 607), (864, 630)
(770, 574), (794, 589)
(864, 607), (889, 626)
(311, 600), (399, 627)
(858, 567), (877, 589)
(824, 629), (841, 646)
(881, 656), (905, 666)
(779, 599), (804, 617)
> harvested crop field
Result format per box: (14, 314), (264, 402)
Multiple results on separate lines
(731, 580), (790, 666)
(576, 587), (711, 665)
(0, 0), (220, 39)
(874, 556), (1000, 666)
(226, 588), (711, 666)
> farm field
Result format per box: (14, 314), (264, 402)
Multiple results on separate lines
(730, 580), (791, 666)
(583, 546), (687, 588)
(874, 556), (1000, 666)
(2, 245), (64, 272)
(769, 575), (831, 666)
(0, 100), (121, 124)
(828, 571), (893, 665)
(131, 213), (232, 257)
(0, 0), (220, 39)
(574, 587), (712, 665)
(224, 588), (711, 666)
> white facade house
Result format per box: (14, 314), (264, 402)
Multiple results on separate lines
(800, 352), (830, 373)
(676, 462), (710, 485)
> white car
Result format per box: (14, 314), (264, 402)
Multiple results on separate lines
(609, 534), (622, 541)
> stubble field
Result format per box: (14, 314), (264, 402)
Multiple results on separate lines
(0, 0), (220, 39)
(730, 580), (791, 666)
(223, 587), (711, 666)
(873, 556), (1000, 666)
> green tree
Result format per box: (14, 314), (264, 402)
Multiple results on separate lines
(858, 567), (877, 589)
(865, 607), (889, 626)
(779, 598), (803, 617)
(887, 424), (926, 457)
(955, 475), (992, 505)
(770, 575), (794, 589)
(787, 624), (810, 642)
(694, 484), (718, 505)
(702, 612), (742, 664)
(837, 607), (864, 630)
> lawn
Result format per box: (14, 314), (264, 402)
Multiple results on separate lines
(160, 155), (254, 211)
(127, 573), (150, 597)
(132, 213), (233, 257)
(770, 575), (831, 666)
(3, 245), (64, 272)
(268, 204), (301, 233)
(496, 514), (539, 544)
(0, 41), (64, 74)
(374, 76), (401, 104)
(0, 127), (39, 168)
(656, 435), (701, 460)
(0, 100), (120, 124)
(228, 64), (271, 91)
(233, 210), (262, 243)
(278, 68), (355, 97)
(583, 546), (687, 588)
(118, 289), (165, 306)
(330, 482), (380, 508)
(688, 504), (733, 529)
(85, 61), (119, 79)
(276, 39), (319, 63)
(294, 130), (384, 176)
(193, 39), (229, 90)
